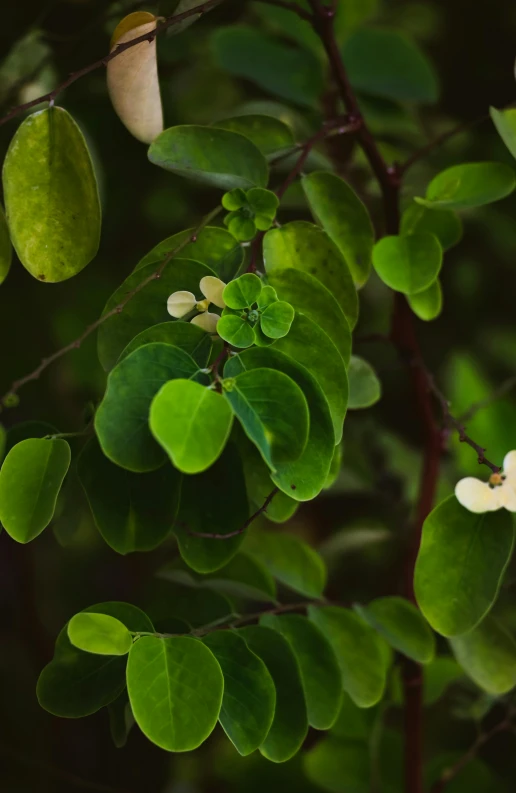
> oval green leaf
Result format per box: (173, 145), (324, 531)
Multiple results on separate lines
(239, 625), (308, 763)
(95, 343), (206, 472)
(98, 257), (216, 371)
(260, 301), (294, 339)
(304, 737), (370, 793)
(266, 268), (351, 366)
(414, 496), (515, 636)
(263, 221), (358, 328)
(407, 279), (443, 321)
(449, 616), (516, 695)
(308, 605), (389, 708)
(245, 529), (327, 598)
(203, 631), (276, 756)
(348, 356), (382, 409)
(127, 635), (224, 751)
(150, 379), (233, 474)
(0, 438), (71, 543)
(355, 596), (436, 664)
(261, 614), (342, 730)
(302, 171), (374, 287)
(223, 273), (262, 309)
(174, 442), (249, 573)
(213, 114), (294, 159)
(2, 107), (101, 282)
(68, 613), (133, 656)
(416, 161), (516, 211)
(225, 347), (335, 501)
(78, 438), (181, 554)
(223, 367), (309, 472)
(148, 124), (268, 190)
(273, 313), (348, 444)
(401, 202), (463, 251)
(372, 232), (442, 295)
(217, 314), (256, 348)
(490, 106), (516, 161)
(118, 321), (212, 367)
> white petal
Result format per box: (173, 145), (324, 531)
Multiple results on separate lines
(167, 291), (196, 318)
(455, 477), (502, 513)
(500, 482), (516, 512)
(200, 276), (226, 308)
(191, 312), (219, 333)
(503, 450), (516, 475)
(107, 14), (164, 144)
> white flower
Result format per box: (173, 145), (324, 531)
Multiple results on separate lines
(455, 451), (516, 513)
(166, 276), (226, 333)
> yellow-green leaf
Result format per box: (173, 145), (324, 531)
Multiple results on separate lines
(0, 204), (11, 285)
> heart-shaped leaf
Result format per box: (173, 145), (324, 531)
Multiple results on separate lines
(372, 233), (442, 294)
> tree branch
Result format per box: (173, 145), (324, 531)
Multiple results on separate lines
(0, 0), (225, 128)
(187, 487), (280, 539)
(0, 206), (222, 407)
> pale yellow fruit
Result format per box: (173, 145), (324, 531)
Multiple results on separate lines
(107, 12), (163, 144)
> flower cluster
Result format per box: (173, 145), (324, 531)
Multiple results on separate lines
(222, 187), (279, 241)
(455, 450), (516, 513)
(166, 275), (226, 334)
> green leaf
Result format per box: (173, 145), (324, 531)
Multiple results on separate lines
(223, 368), (309, 471)
(490, 106), (516, 161)
(247, 187), (280, 216)
(426, 754), (502, 793)
(304, 737), (370, 793)
(222, 188), (247, 211)
(414, 496), (515, 636)
(225, 347), (334, 501)
(223, 273), (263, 309)
(309, 606), (389, 708)
(0, 204), (11, 285)
(118, 321), (212, 367)
(234, 426), (299, 523)
(261, 614), (342, 730)
(170, 0), (216, 34)
(173, 442), (249, 573)
(449, 616), (516, 695)
(416, 162), (516, 211)
(127, 636), (224, 751)
(218, 314), (256, 348)
(214, 115), (295, 159)
(148, 124), (268, 190)
(150, 379), (233, 474)
(372, 233), (442, 294)
(258, 285), (278, 309)
(212, 26), (324, 108)
(68, 613), (133, 657)
(348, 356), (382, 409)
(342, 27), (438, 103)
(401, 202), (463, 251)
(37, 602), (153, 718)
(107, 691), (134, 749)
(203, 631), (276, 756)
(407, 279), (443, 321)
(2, 107), (101, 282)
(133, 226), (243, 281)
(302, 172), (374, 287)
(78, 438), (181, 554)
(423, 657), (463, 705)
(334, 0), (378, 42)
(148, 580), (232, 629)
(355, 596), (435, 664)
(253, 1), (323, 57)
(4, 421), (58, 456)
(228, 214), (256, 241)
(95, 343), (206, 472)
(263, 221), (358, 329)
(0, 438), (71, 543)
(266, 269), (351, 366)
(239, 625), (308, 762)
(260, 301), (294, 339)
(98, 257), (217, 371)
(273, 314), (348, 444)
(245, 530), (326, 598)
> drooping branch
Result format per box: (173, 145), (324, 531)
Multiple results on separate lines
(187, 487), (280, 540)
(0, 0), (225, 128)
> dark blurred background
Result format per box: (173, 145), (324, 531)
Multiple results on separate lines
(2, 1), (516, 791)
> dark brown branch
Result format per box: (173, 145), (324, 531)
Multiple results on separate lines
(400, 115), (489, 174)
(458, 375), (516, 424)
(0, 0), (224, 128)
(0, 207), (222, 407)
(430, 711), (515, 793)
(188, 487), (279, 539)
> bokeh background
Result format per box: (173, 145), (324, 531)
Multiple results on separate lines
(2, 0), (516, 790)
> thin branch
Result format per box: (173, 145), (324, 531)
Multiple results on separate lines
(430, 711), (515, 793)
(458, 375), (516, 424)
(0, 207), (222, 407)
(400, 114), (489, 174)
(0, 0), (225, 127)
(187, 487), (280, 539)
(253, 0), (314, 22)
